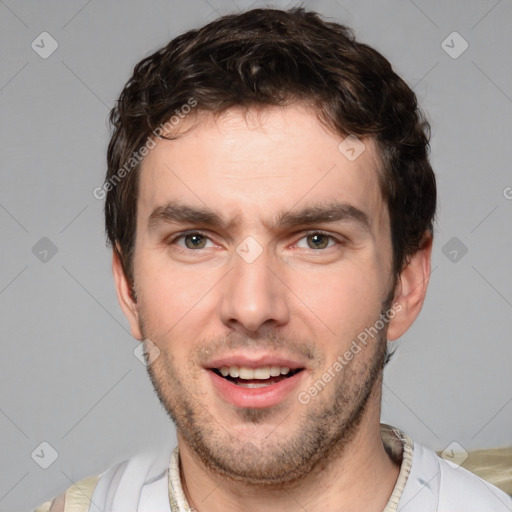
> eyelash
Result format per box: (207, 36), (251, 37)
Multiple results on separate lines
(168, 230), (344, 252)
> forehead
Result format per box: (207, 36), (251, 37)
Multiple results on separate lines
(137, 105), (388, 233)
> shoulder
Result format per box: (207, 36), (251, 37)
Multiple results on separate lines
(436, 451), (512, 511)
(33, 474), (101, 512)
(403, 440), (512, 511)
(33, 446), (173, 512)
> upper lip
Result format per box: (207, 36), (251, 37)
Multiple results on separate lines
(203, 353), (307, 370)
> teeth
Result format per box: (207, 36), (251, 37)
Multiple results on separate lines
(270, 366), (281, 377)
(218, 365), (292, 380)
(236, 382), (272, 388)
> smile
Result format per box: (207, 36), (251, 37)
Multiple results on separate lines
(213, 365), (302, 388)
(207, 364), (306, 408)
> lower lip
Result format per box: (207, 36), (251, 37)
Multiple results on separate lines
(207, 370), (305, 409)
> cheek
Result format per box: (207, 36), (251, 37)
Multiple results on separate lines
(135, 250), (209, 317)
(289, 261), (386, 342)
(134, 259), (220, 360)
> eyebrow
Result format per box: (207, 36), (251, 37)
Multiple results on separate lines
(148, 202), (237, 231)
(277, 202), (370, 231)
(147, 200), (370, 233)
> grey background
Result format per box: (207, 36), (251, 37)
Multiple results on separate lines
(1, 0), (511, 510)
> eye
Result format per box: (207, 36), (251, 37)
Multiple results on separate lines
(295, 232), (338, 250)
(172, 232), (214, 250)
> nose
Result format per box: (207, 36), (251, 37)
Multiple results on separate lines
(219, 244), (290, 334)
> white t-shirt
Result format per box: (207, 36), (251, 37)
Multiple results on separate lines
(35, 425), (512, 512)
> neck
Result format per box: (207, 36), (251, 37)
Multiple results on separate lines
(177, 394), (400, 512)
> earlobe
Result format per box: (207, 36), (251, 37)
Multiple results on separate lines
(112, 249), (143, 340)
(387, 233), (433, 341)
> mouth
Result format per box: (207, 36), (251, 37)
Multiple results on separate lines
(211, 365), (304, 388)
(205, 358), (307, 409)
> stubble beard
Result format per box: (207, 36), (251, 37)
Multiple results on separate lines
(142, 311), (390, 487)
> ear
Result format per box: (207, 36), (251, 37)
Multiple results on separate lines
(112, 248), (143, 340)
(387, 232), (433, 341)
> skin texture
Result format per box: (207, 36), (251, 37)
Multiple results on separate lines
(113, 104), (432, 512)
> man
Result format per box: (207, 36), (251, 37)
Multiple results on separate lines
(36, 7), (512, 512)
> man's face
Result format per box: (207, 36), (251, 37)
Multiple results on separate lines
(120, 105), (400, 483)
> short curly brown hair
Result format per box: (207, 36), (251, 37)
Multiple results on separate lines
(104, 7), (436, 285)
